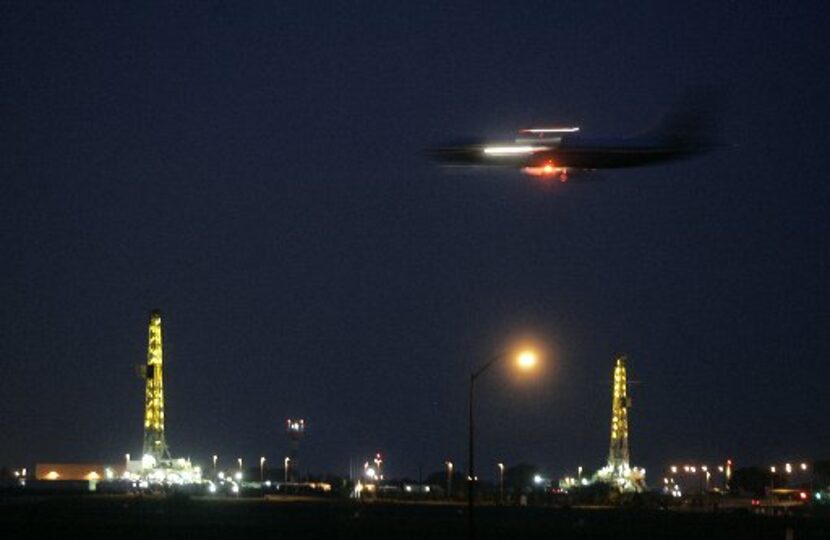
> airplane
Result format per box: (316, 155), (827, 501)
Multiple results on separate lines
(428, 95), (725, 181)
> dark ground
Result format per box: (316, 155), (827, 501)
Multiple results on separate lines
(2, 495), (830, 540)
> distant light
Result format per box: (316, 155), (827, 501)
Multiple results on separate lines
(231, 484), (239, 494)
(533, 474), (543, 485)
(785, 463), (792, 474)
(800, 492), (808, 500)
(208, 483), (217, 494)
(405, 486), (412, 492)
(424, 486), (430, 493)
(670, 466), (678, 474)
(234, 472), (242, 481)
(46, 471), (60, 480)
(801, 463), (808, 471)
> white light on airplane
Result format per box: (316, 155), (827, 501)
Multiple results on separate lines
(483, 146), (547, 156)
(520, 127), (580, 134)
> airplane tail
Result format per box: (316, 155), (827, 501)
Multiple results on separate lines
(643, 87), (730, 149)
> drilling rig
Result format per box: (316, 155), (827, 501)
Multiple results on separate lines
(595, 354), (646, 492)
(142, 309), (171, 461)
(130, 310), (200, 484)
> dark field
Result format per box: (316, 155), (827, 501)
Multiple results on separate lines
(2, 495), (829, 540)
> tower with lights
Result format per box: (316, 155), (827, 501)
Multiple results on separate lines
(141, 310), (171, 461)
(286, 419), (305, 481)
(595, 354), (645, 492)
(608, 354), (631, 472)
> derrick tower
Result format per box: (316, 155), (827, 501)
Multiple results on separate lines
(142, 309), (170, 461)
(594, 354), (645, 491)
(607, 354), (631, 473)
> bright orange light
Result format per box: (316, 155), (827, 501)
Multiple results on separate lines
(521, 162), (569, 182)
(516, 350), (538, 370)
(46, 471), (60, 480)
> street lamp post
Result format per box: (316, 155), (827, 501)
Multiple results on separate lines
(468, 349), (537, 538)
(701, 466), (709, 493)
(213, 455), (218, 477)
(260, 457), (266, 483)
(284, 457), (291, 483)
(801, 463), (813, 493)
(446, 461), (453, 499)
(497, 463), (505, 504)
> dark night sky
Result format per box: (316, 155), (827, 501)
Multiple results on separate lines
(1, 1), (827, 482)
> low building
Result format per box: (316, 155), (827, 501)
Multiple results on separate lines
(35, 463), (123, 481)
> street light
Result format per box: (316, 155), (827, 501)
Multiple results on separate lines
(284, 457), (291, 483)
(446, 461), (453, 499)
(212, 455), (218, 476)
(238, 458), (243, 473)
(497, 463), (505, 504)
(468, 348), (539, 533)
(260, 457), (266, 483)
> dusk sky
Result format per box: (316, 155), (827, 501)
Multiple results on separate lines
(1, 2), (827, 482)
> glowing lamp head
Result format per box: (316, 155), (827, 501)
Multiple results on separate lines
(516, 350), (538, 370)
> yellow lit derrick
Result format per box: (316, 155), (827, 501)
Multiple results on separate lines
(608, 355), (630, 471)
(142, 310), (170, 460)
